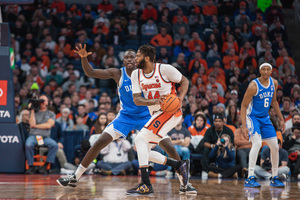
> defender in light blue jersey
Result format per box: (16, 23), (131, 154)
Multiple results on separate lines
(241, 63), (286, 188)
(57, 44), (197, 195)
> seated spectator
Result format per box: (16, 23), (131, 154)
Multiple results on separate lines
(106, 110), (116, 124)
(227, 105), (238, 127)
(174, 26), (189, 46)
(203, 0), (217, 16)
(222, 34), (239, 54)
(107, 23), (126, 46)
(142, 2), (157, 21)
(25, 95), (58, 174)
(276, 48), (295, 68)
(234, 10), (251, 28)
(19, 109), (30, 140)
(278, 57), (295, 78)
(284, 107), (299, 131)
(188, 4), (205, 32)
(208, 134), (242, 178)
(191, 64), (208, 86)
(167, 118), (191, 161)
(73, 140), (96, 174)
(127, 18), (139, 40)
(158, 46), (172, 64)
(234, 118), (251, 172)
(172, 7), (187, 24)
(150, 27), (173, 47)
(281, 97), (291, 120)
(50, 0), (66, 14)
(199, 113), (234, 179)
(188, 32), (206, 53)
(158, 15), (172, 35)
(256, 32), (271, 57)
(45, 65), (63, 86)
(173, 39), (191, 59)
(239, 41), (256, 58)
(48, 121), (76, 173)
(74, 116), (90, 131)
(284, 113), (300, 139)
(75, 104), (94, 129)
(101, 46), (120, 68)
(188, 113), (211, 152)
(283, 122), (300, 180)
(206, 44), (221, 59)
(255, 139), (289, 180)
(97, 138), (132, 175)
(56, 108), (74, 131)
(97, 0), (113, 15)
(54, 36), (71, 55)
(223, 48), (239, 70)
(173, 15), (190, 36)
(207, 75), (224, 98)
(89, 113), (108, 145)
(188, 51), (208, 75)
(141, 18), (158, 37)
(269, 19), (288, 42)
(183, 103), (198, 128)
(93, 18), (109, 35)
(258, 50), (276, 66)
(205, 33), (219, 51)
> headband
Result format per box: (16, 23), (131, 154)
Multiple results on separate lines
(259, 63), (273, 70)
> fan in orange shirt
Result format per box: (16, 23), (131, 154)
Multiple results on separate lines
(203, 0), (217, 16)
(188, 32), (206, 52)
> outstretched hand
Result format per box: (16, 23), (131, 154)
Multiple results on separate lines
(74, 44), (92, 58)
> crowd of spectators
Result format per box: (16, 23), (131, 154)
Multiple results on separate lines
(4, 0), (300, 179)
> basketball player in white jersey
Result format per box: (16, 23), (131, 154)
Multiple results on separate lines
(127, 45), (190, 195)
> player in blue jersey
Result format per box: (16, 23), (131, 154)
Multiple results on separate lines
(241, 63), (286, 188)
(57, 44), (196, 194)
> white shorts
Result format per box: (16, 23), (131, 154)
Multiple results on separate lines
(138, 110), (182, 144)
(103, 124), (123, 141)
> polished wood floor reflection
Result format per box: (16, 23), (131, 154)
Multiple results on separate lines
(0, 174), (299, 199)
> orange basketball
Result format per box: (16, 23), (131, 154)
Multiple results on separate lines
(160, 94), (181, 114)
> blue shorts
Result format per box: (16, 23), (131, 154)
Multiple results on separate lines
(246, 115), (276, 140)
(104, 113), (151, 139)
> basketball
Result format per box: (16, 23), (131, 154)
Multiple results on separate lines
(160, 94), (181, 114)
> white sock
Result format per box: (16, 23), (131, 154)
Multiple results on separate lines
(265, 138), (279, 177)
(218, 174), (222, 178)
(248, 133), (262, 177)
(75, 164), (87, 180)
(149, 150), (166, 164)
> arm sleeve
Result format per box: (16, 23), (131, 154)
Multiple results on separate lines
(160, 64), (182, 83)
(209, 145), (218, 158)
(131, 70), (142, 94)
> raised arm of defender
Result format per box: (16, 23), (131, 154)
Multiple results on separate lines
(74, 44), (121, 84)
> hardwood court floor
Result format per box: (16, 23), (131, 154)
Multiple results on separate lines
(0, 174), (299, 199)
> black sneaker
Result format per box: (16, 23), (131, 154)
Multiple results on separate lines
(126, 182), (153, 195)
(56, 174), (78, 187)
(179, 183), (197, 195)
(178, 160), (189, 187)
(39, 165), (48, 174)
(26, 166), (36, 174)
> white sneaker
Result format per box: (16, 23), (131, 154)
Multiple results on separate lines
(202, 171), (208, 180)
(297, 174), (300, 180)
(60, 168), (75, 175)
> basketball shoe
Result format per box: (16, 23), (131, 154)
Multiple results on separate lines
(244, 176), (261, 188)
(126, 182), (153, 195)
(56, 174), (77, 187)
(270, 176), (285, 187)
(179, 183), (197, 195)
(177, 159), (190, 187)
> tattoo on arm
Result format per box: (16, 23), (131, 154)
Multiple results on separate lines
(133, 93), (159, 106)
